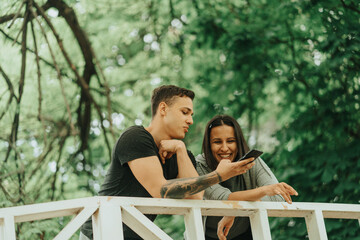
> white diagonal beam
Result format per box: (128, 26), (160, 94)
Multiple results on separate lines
(305, 210), (328, 240)
(121, 205), (172, 240)
(184, 207), (204, 240)
(249, 208), (272, 240)
(53, 205), (98, 240)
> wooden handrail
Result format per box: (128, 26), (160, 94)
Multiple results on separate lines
(1, 196), (360, 240)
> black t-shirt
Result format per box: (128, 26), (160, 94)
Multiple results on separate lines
(81, 126), (196, 239)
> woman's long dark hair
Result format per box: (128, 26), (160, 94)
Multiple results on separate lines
(202, 115), (250, 171)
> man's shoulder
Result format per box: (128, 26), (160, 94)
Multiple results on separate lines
(122, 125), (146, 134)
(119, 125), (150, 140)
(115, 125), (155, 153)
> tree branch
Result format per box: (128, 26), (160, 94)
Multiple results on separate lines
(27, 131), (58, 181)
(33, 1), (112, 157)
(340, 0), (360, 14)
(29, 5), (76, 134)
(0, 1), (52, 25)
(7, 0), (26, 29)
(0, 29), (72, 79)
(0, 65), (18, 121)
(50, 136), (67, 201)
(30, 17), (48, 145)
(46, 0), (116, 147)
(5, 3), (29, 166)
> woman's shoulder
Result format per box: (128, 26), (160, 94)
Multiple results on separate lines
(195, 154), (212, 173)
(195, 153), (206, 163)
(253, 157), (272, 171)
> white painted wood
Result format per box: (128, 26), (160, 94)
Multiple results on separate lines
(106, 197), (360, 219)
(1, 196), (360, 239)
(121, 205), (172, 240)
(184, 207), (205, 240)
(0, 219), (3, 240)
(0, 197), (96, 223)
(322, 210), (360, 219)
(92, 204), (123, 240)
(249, 208), (272, 240)
(53, 206), (98, 240)
(1, 216), (16, 240)
(1, 197), (359, 221)
(305, 210), (328, 240)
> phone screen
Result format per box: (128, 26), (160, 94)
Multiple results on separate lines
(239, 149), (263, 164)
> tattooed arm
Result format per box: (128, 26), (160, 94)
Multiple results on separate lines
(160, 158), (255, 198)
(158, 140), (204, 199)
(129, 155), (255, 199)
(160, 171), (222, 198)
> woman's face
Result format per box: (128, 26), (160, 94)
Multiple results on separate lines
(210, 125), (238, 163)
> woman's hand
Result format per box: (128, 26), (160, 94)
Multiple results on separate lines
(261, 182), (298, 204)
(217, 216), (235, 240)
(215, 158), (255, 182)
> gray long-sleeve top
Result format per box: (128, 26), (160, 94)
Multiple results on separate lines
(196, 154), (284, 239)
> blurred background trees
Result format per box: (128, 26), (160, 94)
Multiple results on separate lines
(0, 0), (359, 239)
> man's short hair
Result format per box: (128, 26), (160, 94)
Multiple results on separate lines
(151, 85), (195, 117)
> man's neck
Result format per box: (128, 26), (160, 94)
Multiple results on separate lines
(145, 121), (170, 147)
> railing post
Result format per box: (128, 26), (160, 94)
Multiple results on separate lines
(305, 210), (328, 240)
(249, 208), (272, 240)
(0, 219), (2, 240)
(0, 216), (16, 240)
(184, 207), (205, 240)
(92, 203), (123, 240)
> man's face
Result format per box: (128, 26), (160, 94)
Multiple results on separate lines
(163, 96), (194, 139)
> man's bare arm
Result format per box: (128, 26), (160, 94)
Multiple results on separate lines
(129, 157), (254, 199)
(158, 140), (204, 199)
(160, 171), (222, 199)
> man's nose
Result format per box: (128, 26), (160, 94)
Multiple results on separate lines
(187, 115), (193, 125)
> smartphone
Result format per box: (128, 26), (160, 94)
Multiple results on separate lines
(239, 149), (263, 164)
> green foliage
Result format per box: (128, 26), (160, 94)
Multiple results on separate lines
(155, 215), (185, 240)
(1, 0), (359, 239)
(17, 217), (79, 240)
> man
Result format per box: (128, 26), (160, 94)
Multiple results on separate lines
(80, 85), (255, 239)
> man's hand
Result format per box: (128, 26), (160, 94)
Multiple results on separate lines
(261, 182), (298, 204)
(217, 216), (235, 240)
(158, 140), (185, 164)
(215, 158), (255, 182)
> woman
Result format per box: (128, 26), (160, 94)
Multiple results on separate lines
(196, 115), (298, 240)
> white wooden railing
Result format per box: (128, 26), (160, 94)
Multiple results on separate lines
(0, 196), (360, 240)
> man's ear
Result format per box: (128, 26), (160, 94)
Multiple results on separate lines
(158, 102), (168, 116)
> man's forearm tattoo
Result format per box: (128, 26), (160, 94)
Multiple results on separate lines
(214, 170), (222, 182)
(160, 171), (223, 199)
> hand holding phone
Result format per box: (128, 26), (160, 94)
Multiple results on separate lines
(239, 149), (263, 164)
